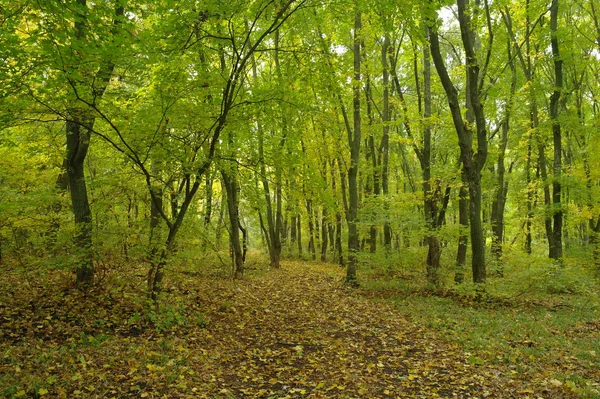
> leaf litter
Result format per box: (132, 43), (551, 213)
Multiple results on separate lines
(0, 260), (586, 398)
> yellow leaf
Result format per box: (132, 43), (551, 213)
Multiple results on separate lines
(315, 382), (325, 390)
(15, 390), (26, 398)
(549, 379), (562, 387)
(38, 388), (49, 396)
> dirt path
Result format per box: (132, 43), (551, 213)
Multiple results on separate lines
(187, 261), (568, 398)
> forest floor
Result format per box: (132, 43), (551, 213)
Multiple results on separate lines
(1, 256), (599, 398)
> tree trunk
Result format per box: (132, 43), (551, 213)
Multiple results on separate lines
(346, 8), (361, 284)
(259, 124), (282, 269)
(382, 35), (392, 253)
(307, 199), (316, 260)
(290, 214), (297, 249)
(428, 0), (488, 284)
(297, 214), (303, 257)
(204, 169), (213, 227)
(64, 1), (124, 288)
(548, 0), (563, 261)
(491, 44), (516, 271)
(321, 208), (328, 261)
(455, 182), (468, 283)
(66, 118), (94, 288)
(221, 170), (244, 279)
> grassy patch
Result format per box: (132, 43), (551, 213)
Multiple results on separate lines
(359, 252), (600, 397)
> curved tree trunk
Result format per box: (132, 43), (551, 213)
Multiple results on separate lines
(428, 0), (488, 284)
(66, 118), (94, 288)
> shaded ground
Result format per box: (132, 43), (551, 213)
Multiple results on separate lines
(0, 259), (588, 398)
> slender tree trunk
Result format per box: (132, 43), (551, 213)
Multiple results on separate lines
(297, 214), (303, 257)
(525, 140), (533, 254)
(204, 169), (213, 227)
(221, 170), (244, 279)
(216, 195), (225, 248)
(490, 120), (510, 263)
(382, 34), (392, 254)
(549, 0), (563, 260)
(307, 199), (316, 260)
(346, 8), (361, 284)
(421, 36), (441, 287)
(491, 42), (516, 271)
(321, 208), (328, 261)
(259, 125), (282, 268)
(429, 0), (488, 284)
(455, 182), (468, 283)
(290, 214), (297, 248)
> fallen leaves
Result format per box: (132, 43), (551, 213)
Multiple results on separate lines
(0, 259), (593, 398)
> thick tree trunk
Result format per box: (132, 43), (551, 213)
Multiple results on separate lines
(66, 119), (94, 288)
(64, 1), (123, 288)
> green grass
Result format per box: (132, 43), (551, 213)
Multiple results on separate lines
(359, 250), (600, 397)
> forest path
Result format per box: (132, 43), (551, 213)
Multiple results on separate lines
(189, 260), (563, 398)
(1, 259), (576, 398)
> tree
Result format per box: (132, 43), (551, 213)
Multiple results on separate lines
(427, 0), (489, 283)
(346, 5), (362, 284)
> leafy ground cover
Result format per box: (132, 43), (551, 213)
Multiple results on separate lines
(1, 256), (598, 398)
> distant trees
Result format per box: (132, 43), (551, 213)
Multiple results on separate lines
(2, 0), (600, 295)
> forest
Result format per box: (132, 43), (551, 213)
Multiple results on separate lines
(1, 0), (599, 397)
